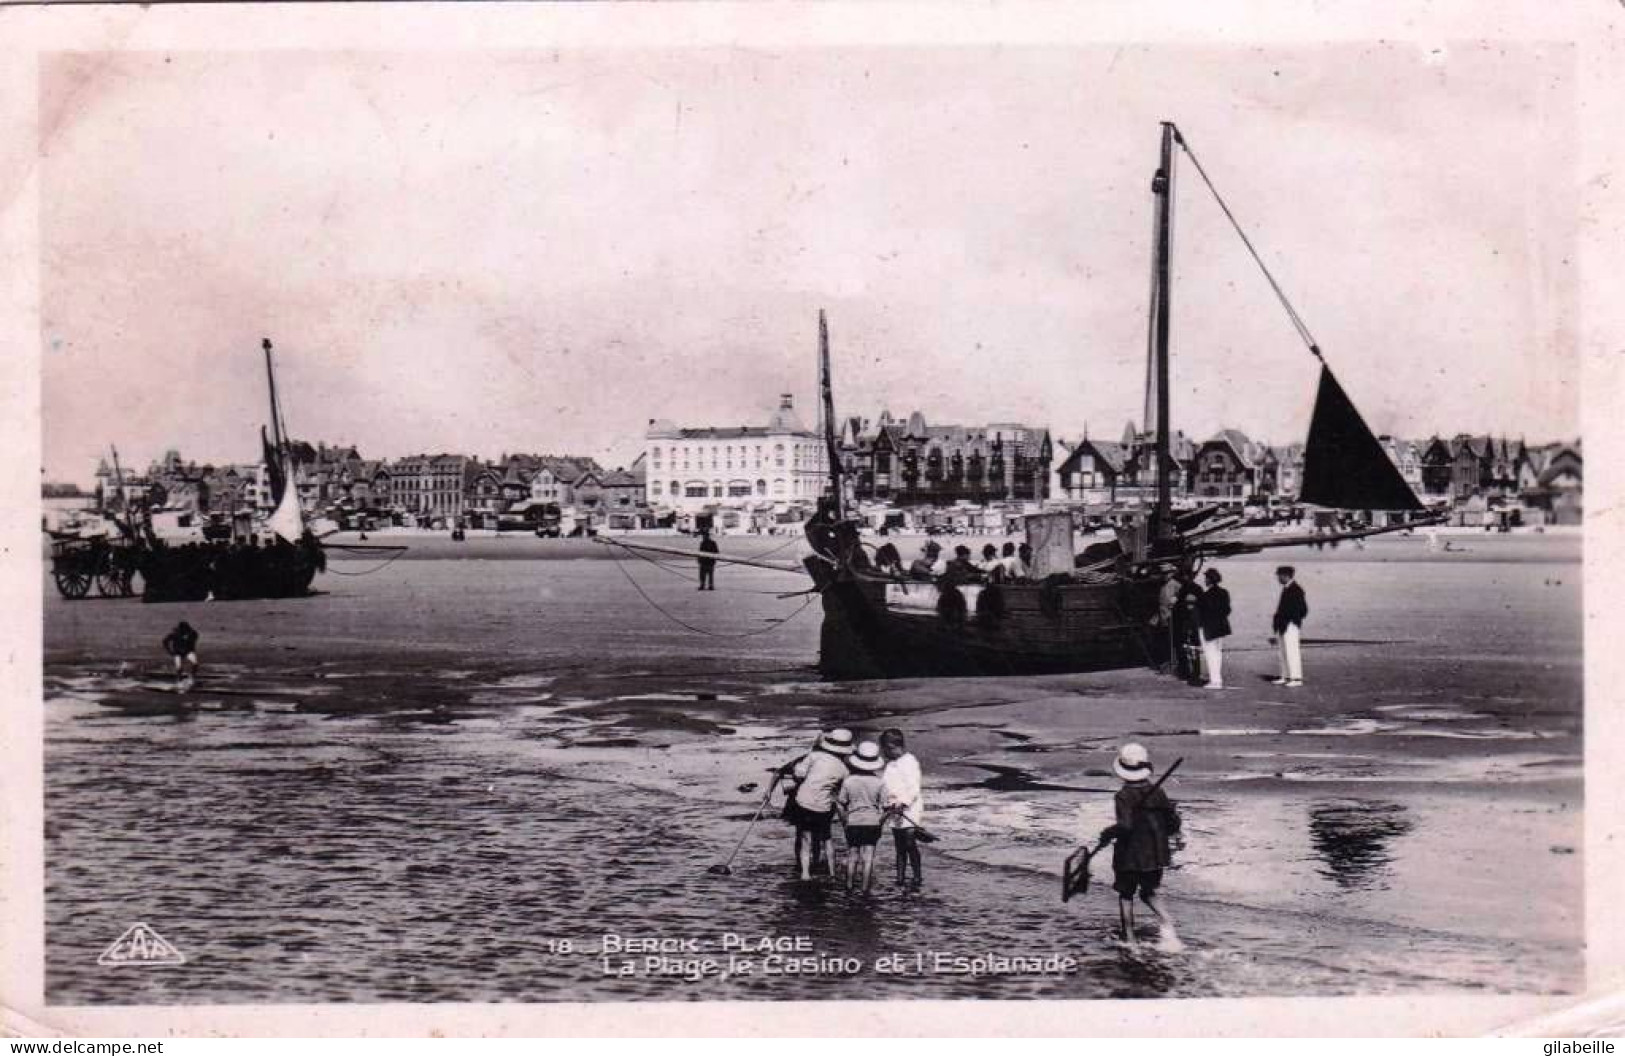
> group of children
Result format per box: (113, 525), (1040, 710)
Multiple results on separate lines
(776, 727), (926, 893)
(767, 728), (1185, 948)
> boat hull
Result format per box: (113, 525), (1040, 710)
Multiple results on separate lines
(138, 537), (324, 603)
(807, 560), (1163, 680)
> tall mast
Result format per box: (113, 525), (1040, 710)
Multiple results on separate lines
(818, 310), (844, 519)
(109, 444), (126, 525)
(262, 337), (285, 453)
(109, 445), (124, 507)
(1151, 122), (1177, 536)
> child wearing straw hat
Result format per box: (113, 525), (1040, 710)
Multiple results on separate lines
(776, 732), (824, 875)
(836, 741), (887, 894)
(789, 728), (854, 881)
(1099, 743), (1183, 951)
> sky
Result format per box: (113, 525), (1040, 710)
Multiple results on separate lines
(39, 43), (1577, 485)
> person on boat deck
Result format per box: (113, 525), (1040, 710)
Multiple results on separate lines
(1000, 541), (1027, 582)
(909, 540), (944, 580)
(1018, 542), (1035, 578)
(942, 545), (981, 585)
(789, 728), (854, 881)
(696, 529), (719, 591)
(1098, 743), (1183, 951)
(880, 728), (925, 889)
(162, 620), (200, 686)
(805, 495), (840, 558)
(1195, 567), (1232, 689)
(835, 742), (888, 894)
(1269, 565), (1308, 687)
(980, 543), (1003, 581)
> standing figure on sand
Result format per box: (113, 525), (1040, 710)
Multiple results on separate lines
(1270, 565), (1308, 687)
(696, 529), (719, 591)
(787, 728), (853, 880)
(1195, 568), (1232, 689)
(1153, 564), (1200, 678)
(835, 742), (888, 894)
(880, 728), (926, 890)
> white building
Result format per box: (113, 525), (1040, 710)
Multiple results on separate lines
(645, 395), (829, 513)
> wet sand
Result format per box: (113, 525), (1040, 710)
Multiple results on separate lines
(41, 531), (1582, 1002)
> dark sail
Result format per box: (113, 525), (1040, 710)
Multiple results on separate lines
(1300, 365), (1423, 511)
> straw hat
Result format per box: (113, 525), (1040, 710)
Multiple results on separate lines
(819, 728), (855, 755)
(849, 741), (884, 772)
(1113, 743), (1153, 782)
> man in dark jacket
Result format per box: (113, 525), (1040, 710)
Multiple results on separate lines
(1156, 565), (1201, 681)
(1270, 565), (1308, 686)
(696, 530), (719, 591)
(1195, 567), (1232, 689)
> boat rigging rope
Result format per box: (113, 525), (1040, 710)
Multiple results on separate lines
(319, 549), (409, 576)
(613, 539), (810, 597)
(1173, 126), (1325, 361)
(609, 553), (824, 639)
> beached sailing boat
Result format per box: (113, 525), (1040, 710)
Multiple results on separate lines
(136, 338), (326, 601)
(602, 123), (1438, 679)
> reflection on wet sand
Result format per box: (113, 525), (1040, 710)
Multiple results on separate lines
(1308, 800), (1415, 890)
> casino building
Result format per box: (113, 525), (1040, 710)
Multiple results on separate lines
(645, 395), (830, 513)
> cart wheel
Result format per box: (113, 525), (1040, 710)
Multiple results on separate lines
(96, 570), (125, 598)
(54, 569), (92, 599)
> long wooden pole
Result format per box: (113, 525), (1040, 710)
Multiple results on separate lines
(1153, 122), (1176, 537)
(262, 337), (284, 452)
(818, 310), (845, 518)
(108, 445), (128, 533)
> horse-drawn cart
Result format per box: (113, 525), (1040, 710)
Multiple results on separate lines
(48, 535), (140, 599)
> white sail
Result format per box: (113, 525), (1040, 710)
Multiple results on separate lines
(266, 461), (304, 542)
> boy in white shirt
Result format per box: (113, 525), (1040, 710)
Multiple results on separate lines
(880, 728), (925, 889)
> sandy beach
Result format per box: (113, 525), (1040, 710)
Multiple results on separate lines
(41, 530), (1582, 1002)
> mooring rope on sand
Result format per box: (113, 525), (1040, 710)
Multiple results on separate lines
(609, 553), (824, 639)
(321, 549), (410, 577)
(617, 539), (811, 597)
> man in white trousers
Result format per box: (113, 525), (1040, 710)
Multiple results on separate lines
(1195, 568), (1232, 689)
(1270, 566), (1308, 687)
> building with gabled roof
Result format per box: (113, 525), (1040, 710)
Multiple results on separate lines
(1055, 437), (1134, 503)
(1377, 436), (1423, 498)
(841, 409), (1052, 506)
(1191, 429), (1264, 502)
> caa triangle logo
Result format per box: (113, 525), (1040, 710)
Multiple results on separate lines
(97, 923), (186, 967)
